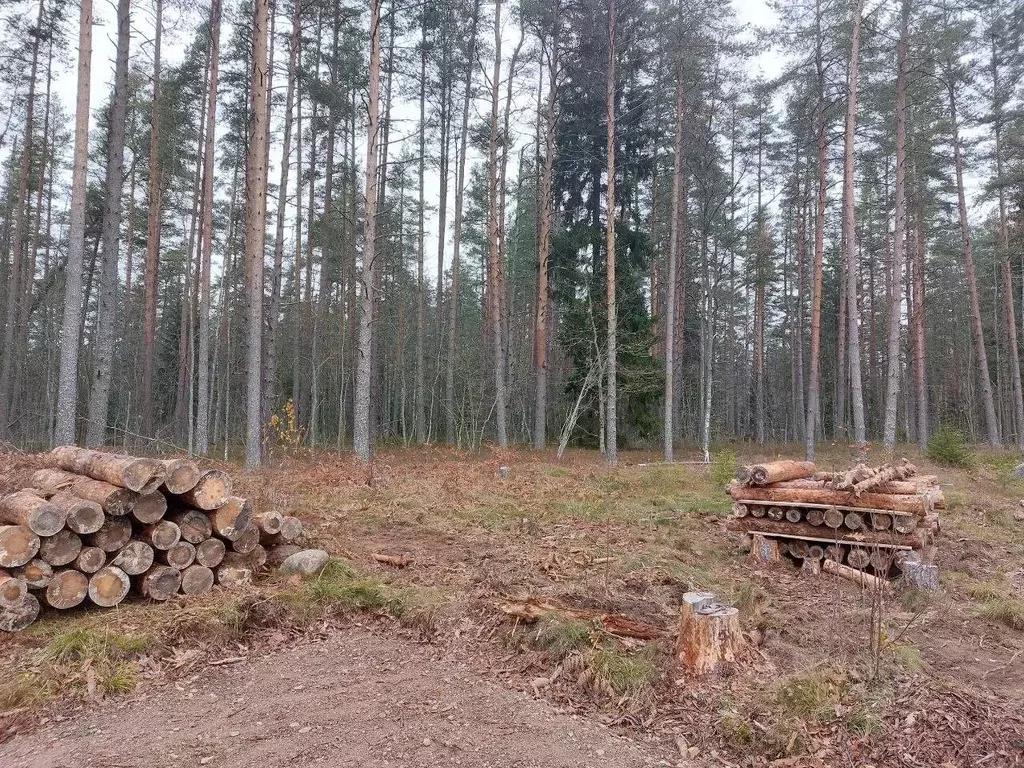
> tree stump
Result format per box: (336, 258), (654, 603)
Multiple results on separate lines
(1, 593), (40, 631)
(110, 540), (155, 575)
(39, 529), (83, 566)
(0, 490), (67, 536)
(88, 566), (131, 607)
(800, 558), (822, 577)
(675, 591), (746, 675)
(159, 458), (201, 495)
(897, 552), (939, 591)
(195, 537), (226, 568)
(180, 564), (215, 595)
(0, 525), (40, 567)
(132, 492), (168, 524)
(748, 533), (780, 566)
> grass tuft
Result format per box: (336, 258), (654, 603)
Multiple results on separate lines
(532, 613), (592, 661)
(588, 648), (659, 696)
(977, 596), (1024, 630)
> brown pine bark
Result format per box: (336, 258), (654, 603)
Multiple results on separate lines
(663, 57), (683, 461)
(31, 468), (137, 516)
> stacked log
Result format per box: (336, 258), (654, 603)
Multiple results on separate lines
(0, 447), (307, 632)
(728, 459), (942, 581)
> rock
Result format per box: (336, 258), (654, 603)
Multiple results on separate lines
(1014, 464), (1024, 479)
(498, 466), (510, 479)
(279, 549), (330, 576)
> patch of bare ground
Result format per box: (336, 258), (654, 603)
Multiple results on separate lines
(3, 445), (1024, 766)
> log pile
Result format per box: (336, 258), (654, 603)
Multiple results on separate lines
(727, 459), (942, 582)
(1, 447), (306, 632)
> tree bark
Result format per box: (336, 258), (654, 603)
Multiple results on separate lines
(85, 0), (132, 447)
(949, 78), (999, 446)
(140, 0), (163, 438)
(663, 59), (683, 461)
(354, 0), (383, 462)
(605, 0), (617, 466)
(54, 0), (93, 446)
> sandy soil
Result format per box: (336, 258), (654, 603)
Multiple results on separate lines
(0, 626), (673, 768)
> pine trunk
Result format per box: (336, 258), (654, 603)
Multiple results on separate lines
(487, 0), (508, 448)
(605, 0), (617, 466)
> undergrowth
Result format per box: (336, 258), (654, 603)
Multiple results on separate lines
(925, 427), (974, 468)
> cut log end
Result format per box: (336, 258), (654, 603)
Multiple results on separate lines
(0, 525), (41, 568)
(88, 566), (131, 607)
(195, 537), (226, 568)
(44, 569), (89, 609)
(254, 510), (285, 535)
(137, 564), (183, 601)
(160, 458), (201, 495)
(1, 593), (40, 632)
(74, 546), (107, 574)
(85, 517), (133, 552)
(0, 571), (28, 606)
(0, 489), (68, 536)
(52, 494), (105, 535)
(139, 520), (182, 550)
(215, 563), (253, 588)
(208, 497), (252, 542)
(168, 509), (213, 544)
(158, 541), (197, 570)
(180, 564), (215, 595)
(229, 523), (260, 554)
(182, 470), (233, 510)
(13, 558), (53, 588)
(110, 540), (155, 576)
(132, 492), (168, 524)
(39, 529), (83, 566)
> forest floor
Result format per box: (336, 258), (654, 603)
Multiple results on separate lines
(1, 444), (1024, 767)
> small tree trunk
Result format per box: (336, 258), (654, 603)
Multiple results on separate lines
(604, 0), (617, 466)
(663, 62), (683, 461)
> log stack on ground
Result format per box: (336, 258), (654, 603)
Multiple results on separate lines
(0, 447), (308, 632)
(727, 459), (942, 586)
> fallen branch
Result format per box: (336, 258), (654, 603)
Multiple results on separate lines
(372, 553), (412, 567)
(822, 559), (890, 592)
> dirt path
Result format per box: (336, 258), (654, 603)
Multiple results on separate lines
(1, 627), (671, 768)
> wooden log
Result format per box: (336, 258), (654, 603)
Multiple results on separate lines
(215, 560), (253, 588)
(851, 461), (917, 496)
(822, 558), (889, 591)
(157, 541), (196, 570)
(800, 558), (821, 577)
(0, 593), (39, 631)
(892, 515), (918, 534)
(110, 540), (155, 575)
(48, 446), (160, 492)
(805, 508), (825, 526)
(868, 512), (892, 531)
(788, 540), (809, 558)
(846, 547), (871, 570)
(253, 510), (284, 535)
(0, 525), (40, 567)
(260, 515), (303, 546)
(137, 520), (181, 550)
(249, 545), (267, 569)
(0, 490), (67, 536)
(844, 512), (864, 531)
(74, 546), (106, 574)
(159, 458), (201, 495)
(179, 470), (232, 510)
(85, 517), (132, 552)
(806, 544), (824, 560)
(784, 507), (803, 523)
(137, 464), (168, 495)
(824, 544), (844, 562)
(266, 544), (301, 567)
(88, 566), (131, 607)
(39, 529), (83, 566)
(207, 497), (252, 542)
(738, 460), (816, 486)
(730, 485), (930, 515)
(766, 506), (785, 521)
(166, 508), (213, 543)
(230, 523), (260, 554)
(731, 503), (748, 518)
(725, 517), (931, 549)
(0, 568), (28, 606)
(748, 533), (781, 565)
(824, 507), (845, 528)
(132, 492), (168, 524)
(136, 564), (182, 601)
(830, 463), (875, 491)
(748, 504), (767, 519)
(180, 564), (215, 595)
(49, 493), (105, 535)
(869, 549), (893, 571)
(194, 537), (226, 568)
(12, 558), (53, 588)
(675, 591), (745, 674)
(43, 569), (89, 609)
(221, 549), (265, 571)
(32, 468), (137, 516)
(770, 479), (828, 490)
